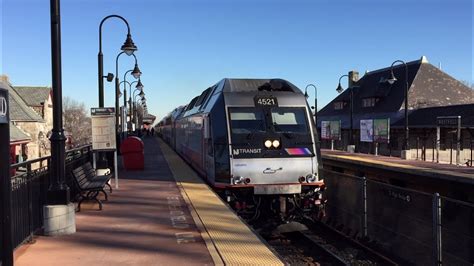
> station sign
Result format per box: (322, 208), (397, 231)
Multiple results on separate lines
(437, 116), (461, 127)
(91, 107), (116, 151)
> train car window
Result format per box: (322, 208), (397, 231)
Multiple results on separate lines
(271, 107), (308, 133)
(201, 85), (218, 109)
(194, 87), (212, 108)
(229, 108), (266, 134)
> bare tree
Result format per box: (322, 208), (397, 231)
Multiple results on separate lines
(461, 80), (474, 89)
(63, 96), (91, 147)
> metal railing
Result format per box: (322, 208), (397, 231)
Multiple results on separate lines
(321, 168), (474, 265)
(9, 145), (92, 249)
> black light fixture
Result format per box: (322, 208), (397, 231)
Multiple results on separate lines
(121, 34), (138, 55)
(139, 90), (145, 98)
(387, 70), (398, 85)
(136, 79), (144, 90)
(104, 72), (114, 82)
(336, 82), (344, 94)
(131, 63), (142, 79)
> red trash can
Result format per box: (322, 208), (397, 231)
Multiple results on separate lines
(120, 136), (144, 170)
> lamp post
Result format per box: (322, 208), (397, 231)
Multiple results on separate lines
(122, 69), (140, 136)
(129, 79), (143, 132)
(387, 60), (409, 159)
(98, 15), (137, 108)
(48, 0), (70, 205)
(131, 80), (144, 126)
(304, 84), (318, 124)
(115, 52), (140, 142)
(134, 91), (145, 131)
(336, 74), (355, 150)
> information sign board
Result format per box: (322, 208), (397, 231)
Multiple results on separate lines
(91, 107), (116, 151)
(373, 118), (390, 143)
(321, 120), (341, 140)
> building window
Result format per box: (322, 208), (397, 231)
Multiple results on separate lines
(362, 98), (377, 107)
(334, 102), (344, 110)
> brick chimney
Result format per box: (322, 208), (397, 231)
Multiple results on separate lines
(348, 70), (359, 87)
(0, 75), (10, 84)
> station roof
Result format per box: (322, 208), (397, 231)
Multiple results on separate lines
(10, 123), (31, 143)
(13, 86), (51, 107)
(318, 56), (474, 128)
(393, 104), (474, 128)
(0, 81), (44, 122)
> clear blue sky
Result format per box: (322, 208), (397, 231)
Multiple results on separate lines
(1, 0), (473, 121)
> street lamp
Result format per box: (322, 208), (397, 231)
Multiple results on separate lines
(121, 69), (141, 135)
(115, 52), (140, 146)
(98, 15), (137, 108)
(133, 87), (144, 130)
(131, 80), (144, 131)
(134, 95), (145, 131)
(387, 60), (409, 158)
(336, 74), (355, 148)
(304, 84), (318, 124)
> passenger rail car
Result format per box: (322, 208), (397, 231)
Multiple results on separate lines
(158, 78), (324, 220)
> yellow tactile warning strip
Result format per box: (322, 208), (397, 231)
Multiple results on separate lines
(159, 138), (284, 266)
(323, 153), (474, 182)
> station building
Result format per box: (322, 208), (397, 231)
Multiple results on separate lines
(317, 56), (474, 163)
(0, 75), (53, 164)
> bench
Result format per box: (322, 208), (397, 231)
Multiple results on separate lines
(82, 162), (113, 194)
(71, 163), (111, 211)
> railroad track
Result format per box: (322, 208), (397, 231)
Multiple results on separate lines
(258, 218), (399, 265)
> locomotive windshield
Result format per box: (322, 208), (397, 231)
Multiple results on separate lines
(229, 108), (266, 134)
(271, 107), (308, 133)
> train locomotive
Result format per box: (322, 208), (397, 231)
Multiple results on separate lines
(157, 78), (324, 221)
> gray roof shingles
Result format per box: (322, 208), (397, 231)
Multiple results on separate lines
(10, 123), (31, 142)
(13, 86), (51, 107)
(0, 81), (44, 122)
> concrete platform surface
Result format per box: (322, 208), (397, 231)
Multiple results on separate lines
(322, 149), (474, 184)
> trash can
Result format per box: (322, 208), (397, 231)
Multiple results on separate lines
(120, 136), (144, 170)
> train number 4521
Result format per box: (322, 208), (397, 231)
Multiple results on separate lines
(254, 96), (278, 107)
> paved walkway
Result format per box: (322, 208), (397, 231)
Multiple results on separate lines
(15, 137), (214, 266)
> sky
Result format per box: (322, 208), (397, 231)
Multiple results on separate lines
(1, 0), (473, 122)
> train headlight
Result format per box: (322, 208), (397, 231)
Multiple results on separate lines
(264, 140), (272, 148)
(272, 140), (280, 148)
(306, 173), (317, 183)
(233, 176), (243, 185)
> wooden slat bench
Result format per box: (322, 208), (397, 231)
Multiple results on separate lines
(72, 163), (111, 211)
(82, 162), (113, 193)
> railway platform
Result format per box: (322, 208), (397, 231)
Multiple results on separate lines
(14, 137), (283, 266)
(321, 149), (474, 202)
(322, 149), (474, 184)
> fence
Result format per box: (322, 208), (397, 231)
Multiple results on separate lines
(9, 145), (92, 249)
(321, 168), (474, 265)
